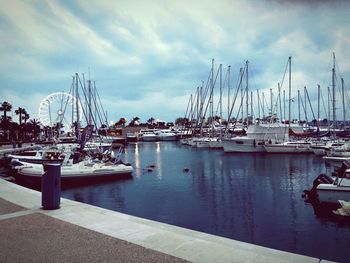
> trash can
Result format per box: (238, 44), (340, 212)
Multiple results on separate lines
(41, 163), (61, 210)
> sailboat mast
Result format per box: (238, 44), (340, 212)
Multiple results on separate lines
(298, 90), (300, 123)
(220, 64), (223, 124)
(75, 73), (80, 139)
(288, 56), (291, 128)
(270, 88), (273, 118)
(283, 90), (286, 122)
(342, 78), (345, 126)
(88, 80), (92, 125)
(227, 65), (231, 122)
(332, 52), (336, 129)
(328, 86), (331, 131)
(257, 90), (261, 120)
(245, 61), (249, 124)
(278, 83), (282, 122)
(317, 84), (320, 127)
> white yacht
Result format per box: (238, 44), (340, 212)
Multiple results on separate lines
(222, 123), (288, 153)
(155, 129), (177, 141)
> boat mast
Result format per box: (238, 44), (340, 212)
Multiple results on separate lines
(270, 88), (273, 120)
(317, 84), (320, 129)
(328, 86), (331, 132)
(288, 56), (291, 129)
(262, 91), (265, 119)
(88, 79), (92, 126)
(245, 60), (249, 125)
(278, 83), (282, 123)
(342, 78), (345, 126)
(283, 90), (286, 122)
(250, 91), (253, 123)
(332, 52), (336, 130)
(257, 90), (261, 120)
(227, 65), (231, 123)
(297, 90), (300, 123)
(75, 73), (80, 139)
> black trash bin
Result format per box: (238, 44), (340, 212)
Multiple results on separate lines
(41, 163), (61, 210)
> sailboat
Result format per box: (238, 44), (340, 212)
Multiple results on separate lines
(263, 57), (313, 154)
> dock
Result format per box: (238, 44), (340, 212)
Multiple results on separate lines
(0, 179), (334, 263)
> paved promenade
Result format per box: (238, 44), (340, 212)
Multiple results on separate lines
(0, 179), (334, 263)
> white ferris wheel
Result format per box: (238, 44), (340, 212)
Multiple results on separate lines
(38, 92), (83, 130)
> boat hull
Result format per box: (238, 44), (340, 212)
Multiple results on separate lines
(264, 144), (312, 153)
(317, 184), (350, 203)
(222, 138), (265, 153)
(16, 163), (133, 182)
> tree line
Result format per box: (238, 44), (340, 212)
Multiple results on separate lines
(0, 101), (41, 143)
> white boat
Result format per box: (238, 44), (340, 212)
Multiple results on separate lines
(7, 147), (64, 164)
(222, 137), (266, 152)
(310, 141), (345, 156)
(14, 156), (133, 181)
(222, 123), (288, 153)
(140, 130), (158, 142)
(304, 162), (350, 204)
(264, 140), (312, 153)
(323, 156), (350, 168)
(208, 138), (223, 149)
(326, 143), (350, 158)
(155, 129), (177, 141)
(317, 178), (350, 203)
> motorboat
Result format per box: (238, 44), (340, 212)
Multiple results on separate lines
(13, 152), (133, 181)
(310, 141), (345, 156)
(7, 147), (64, 164)
(155, 129), (177, 141)
(304, 161), (350, 204)
(222, 123), (288, 153)
(323, 156), (350, 168)
(139, 130), (158, 142)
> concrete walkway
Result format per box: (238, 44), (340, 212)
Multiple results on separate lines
(0, 179), (334, 263)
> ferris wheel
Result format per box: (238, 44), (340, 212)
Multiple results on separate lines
(38, 92), (83, 130)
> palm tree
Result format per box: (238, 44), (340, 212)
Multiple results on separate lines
(29, 118), (41, 141)
(0, 101), (12, 140)
(147, 117), (155, 126)
(15, 107), (26, 139)
(129, 117), (140, 126)
(22, 112), (30, 141)
(115, 117), (127, 127)
(0, 101), (12, 120)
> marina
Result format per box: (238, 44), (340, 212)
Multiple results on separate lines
(1, 141), (349, 262)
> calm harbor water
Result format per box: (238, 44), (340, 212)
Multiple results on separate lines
(2, 141), (350, 262)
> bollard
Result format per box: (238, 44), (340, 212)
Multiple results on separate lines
(41, 163), (61, 210)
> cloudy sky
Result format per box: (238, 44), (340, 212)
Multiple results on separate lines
(0, 0), (349, 126)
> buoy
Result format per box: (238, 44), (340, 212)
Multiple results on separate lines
(148, 164), (156, 169)
(183, 167), (190, 172)
(147, 167), (153, 172)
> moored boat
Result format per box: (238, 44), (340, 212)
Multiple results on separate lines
(304, 161), (350, 204)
